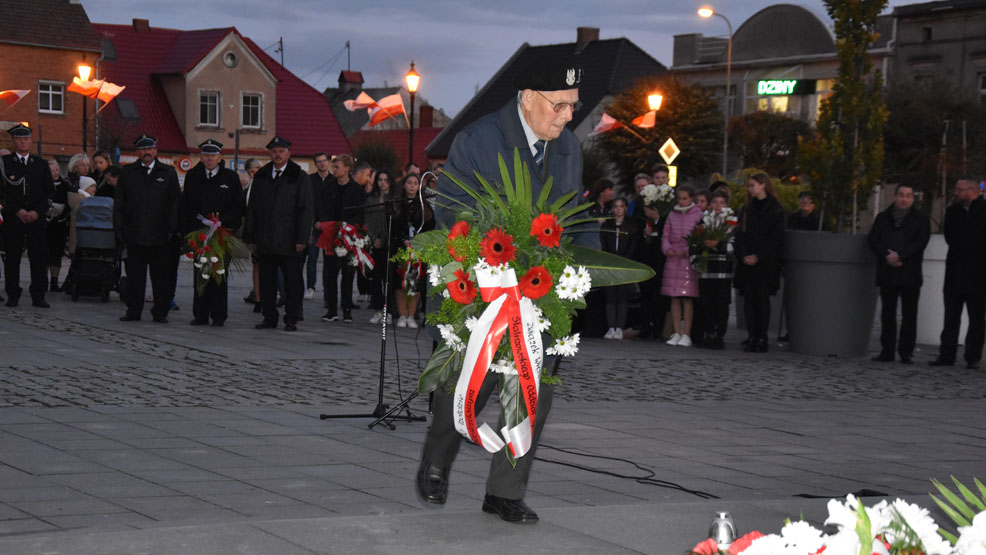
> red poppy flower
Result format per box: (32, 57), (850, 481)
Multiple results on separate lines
(198, 233), (207, 242)
(447, 221), (471, 262)
(447, 269), (477, 304)
(519, 266), (552, 299)
(185, 252), (195, 259)
(530, 213), (563, 248)
(204, 245), (211, 252)
(188, 239), (197, 248)
(480, 227), (516, 265)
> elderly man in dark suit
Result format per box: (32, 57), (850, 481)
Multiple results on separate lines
(115, 133), (181, 323)
(415, 56), (584, 524)
(1, 124), (55, 307)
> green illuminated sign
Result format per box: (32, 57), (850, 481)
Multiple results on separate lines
(757, 79), (815, 96)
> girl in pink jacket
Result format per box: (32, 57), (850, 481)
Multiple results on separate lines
(661, 185), (703, 346)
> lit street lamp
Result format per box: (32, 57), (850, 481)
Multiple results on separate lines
(647, 93), (663, 112)
(78, 63), (92, 154)
(404, 61), (420, 167)
(698, 6), (733, 176)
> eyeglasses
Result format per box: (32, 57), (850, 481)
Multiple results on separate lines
(535, 90), (582, 113)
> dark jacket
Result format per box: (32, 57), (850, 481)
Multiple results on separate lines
(315, 174), (366, 226)
(788, 209), (826, 231)
(600, 217), (638, 260)
(114, 159), (180, 247)
(392, 193), (435, 252)
(867, 203), (931, 288)
(733, 195), (786, 292)
(180, 162), (245, 234)
(50, 175), (77, 226)
(0, 153), (54, 225)
(244, 160), (314, 256)
(943, 196), (986, 295)
(435, 97), (588, 245)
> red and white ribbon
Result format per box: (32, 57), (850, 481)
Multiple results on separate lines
(197, 213), (222, 242)
(453, 266), (543, 458)
(339, 222), (375, 276)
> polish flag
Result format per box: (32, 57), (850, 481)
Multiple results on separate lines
(343, 91), (378, 111)
(68, 77), (126, 104)
(589, 113), (624, 136)
(368, 94), (407, 126)
(0, 90), (30, 107)
(632, 110), (657, 129)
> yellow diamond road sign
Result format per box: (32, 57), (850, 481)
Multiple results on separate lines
(659, 138), (681, 165)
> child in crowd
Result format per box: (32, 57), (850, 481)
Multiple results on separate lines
(662, 185), (703, 346)
(600, 197), (638, 339)
(695, 191), (736, 349)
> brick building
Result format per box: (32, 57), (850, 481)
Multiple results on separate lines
(0, 0), (102, 163)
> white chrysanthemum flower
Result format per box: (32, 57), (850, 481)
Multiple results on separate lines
(546, 333), (579, 357)
(441, 289), (450, 298)
(216, 268), (225, 275)
(738, 535), (787, 555)
(779, 521), (824, 552)
(640, 184), (659, 204)
(464, 316), (479, 332)
(886, 499), (952, 555)
(428, 264), (442, 287)
(437, 324), (465, 352)
(210, 256), (219, 263)
(555, 283), (581, 301)
(201, 273), (209, 279)
(199, 256), (208, 264)
(334, 247), (348, 257)
(194, 262), (203, 269)
(531, 305), (550, 333)
(558, 265), (578, 287)
(574, 266), (592, 295)
(489, 358), (516, 375)
(955, 512), (986, 555)
(825, 495), (891, 538)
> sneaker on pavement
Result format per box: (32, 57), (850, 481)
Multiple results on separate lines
(343, 309), (353, 323)
(304, 288), (315, 300)
(666, 333), (681, 346)
(369, 311), (382, 324)
(603, 328), (615, 339)
(407, 317), (418, 329)
(397, 316), (408, 328)
(677, 334), (692, 347)
(321, 311), (338, 322)
(614, 328), (624, 340)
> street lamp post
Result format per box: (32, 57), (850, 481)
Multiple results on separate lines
(78, 63), (92, 154)
(698, 6), (732, 177)
(404, 61), (420, 167)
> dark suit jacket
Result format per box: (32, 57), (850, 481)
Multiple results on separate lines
(244, 160), (314, 256)
(180, 162), (245, 234)
(943, 196), (986, 295)
(114, 159), (180, 247)
(0, 153), (54, 223)
(868, 204), (931, 288)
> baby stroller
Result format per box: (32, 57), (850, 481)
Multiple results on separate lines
(65, 196), (121, 302)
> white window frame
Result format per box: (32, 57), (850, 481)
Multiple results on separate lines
(38, 80), (65, 115)
(198, 90), (221, 127)
(241, 92), (263, 129)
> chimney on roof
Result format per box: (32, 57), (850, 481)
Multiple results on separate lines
(132, 18), (150, 32)
(576, 27), (599, 50)
(419, 105), (434, 129)
(338, 70), (365, 93)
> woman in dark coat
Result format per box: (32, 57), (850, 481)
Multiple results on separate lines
(867, 183), (930, 364)
(391, 174), (434, 328)
(733, 172), (786, 353)
(599, 197), (638, 339)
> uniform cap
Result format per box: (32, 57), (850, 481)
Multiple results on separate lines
(198, 138), (223, 154)
(513, 56), (583, 91)
(7, 123), (32, 137)
(133, 133), (157, 149)
(265, 135), (292, 149)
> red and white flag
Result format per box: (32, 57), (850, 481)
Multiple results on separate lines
(343, 91), (378, 111)
(368, 93), (407, 126)
(68, 77), (125, 104)
(632, 110), (657, 129)
(589, 113), (624, 136)
(0, 90), (30, 107)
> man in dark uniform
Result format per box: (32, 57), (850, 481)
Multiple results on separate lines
(181, 139), (245, 326)
(416, 56), (584, 524)
(244, 136), (313, 332)
(317, 154), (370, 323)
(115, 133), (181, 323)
(1, 123), (54, 307)
(931, 177), (986, 369)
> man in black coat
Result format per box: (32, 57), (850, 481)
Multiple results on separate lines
(115, 133), (181, 323)
(243, 136), (314, 331)
(181, 139), (245, 326)
(867, 184), (931, 364)
(931, 177), (986, 369)
(1, 123), (54, 307)
(416, 56), (583, 524)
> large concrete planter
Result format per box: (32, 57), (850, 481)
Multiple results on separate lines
(783, 231), (878, 357)
(917, 234), (967, 346)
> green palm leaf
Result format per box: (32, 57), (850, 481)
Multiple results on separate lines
(570, 246), (655, 287)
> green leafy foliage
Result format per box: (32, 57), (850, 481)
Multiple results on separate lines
(728, 111), (813, 182)
(930, 476), (986, 544)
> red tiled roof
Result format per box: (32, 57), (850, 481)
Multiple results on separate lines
(350, 127), (444, 169)
(243, 37), (349, 157)
(92, 23), (349, 157)
(0, 0), (101, 52)
(339, 70), (364, 84)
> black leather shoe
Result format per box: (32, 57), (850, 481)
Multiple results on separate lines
(253, 302), (262, 313)
(152, 316), (168, 324)
(255, 320), (277, 329)
(190, 319), (209, 326)
(743, 338), (761, 353)
(415, 462), (449, 505)
(900, 355), (913, 364)
(211, 321), (224, 327)
(284, 323), (298, 332)
(119, 314), (140, 321)
(757, 339), (769, 353)
(707, 337), (725, 350)
(871, 353), (894, 362)
(32, 299), (50, 308)
(967, 361), (980, 370)
(482, 494), (538, 523)
(929, 358), (954, 367)
(5, 297), (19, 307)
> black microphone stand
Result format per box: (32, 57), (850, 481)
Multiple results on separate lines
(319, 196), (426, 429)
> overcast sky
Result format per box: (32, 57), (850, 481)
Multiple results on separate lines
(83, 1), (897, 117)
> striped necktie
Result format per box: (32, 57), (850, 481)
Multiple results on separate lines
(533, 140), (545, 171)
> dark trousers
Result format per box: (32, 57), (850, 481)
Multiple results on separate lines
(638, 274), (668, 333)
(259, 252), (304, 325)
(879, 285), (920, 358)
(192, 265), (229, 324)
(124, 245), (171, 320)
(742, 282), (771, 340)
(604, 283), (632, 329)
(304, 230), (320, 290)
(323, 253), (356, 311)
(421, 364), (555, 500)
(3, 221), (47, 301)
(699, 278), (732, 340)
(939, 290), (986, 364)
